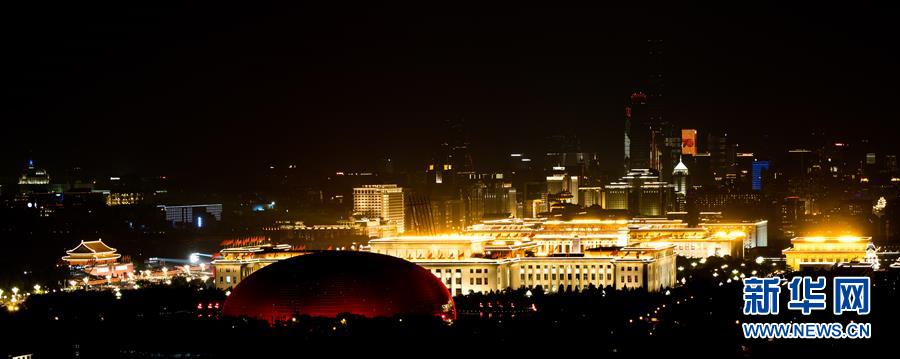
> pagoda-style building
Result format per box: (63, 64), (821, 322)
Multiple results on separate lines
(63, 239), (133, 277)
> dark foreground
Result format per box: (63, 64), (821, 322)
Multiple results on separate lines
(3, 258), (898, 358)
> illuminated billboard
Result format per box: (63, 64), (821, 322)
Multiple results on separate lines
(682, 129), (697, 155)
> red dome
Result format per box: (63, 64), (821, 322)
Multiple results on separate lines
(222, 251), (455, 324)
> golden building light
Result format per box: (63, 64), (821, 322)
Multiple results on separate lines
(782, 236), (874, 270)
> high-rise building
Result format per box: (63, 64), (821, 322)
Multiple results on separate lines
(672, 159), (689, 211)
(578, 187), (604, 208)
(625, 92), (652, 171)
(751, 160), (770, 191)
(605, 169), (674, 216)
(659, 123), (682, 182)
(672, 159), (689, 196)
(483, 179), (517, 218)
(604, 183), (630, 211)
(708, 132), (731, 182)
(568, 175), (580, 205)
(353, 184), (405, 234)
(157, 204), (223, 228)
(639, 181), (670, 216)
(546, 173), (565, 195)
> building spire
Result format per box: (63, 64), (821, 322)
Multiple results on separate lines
(673, 156), (688, 174)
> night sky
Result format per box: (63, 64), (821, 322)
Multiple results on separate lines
(2, 3), (898, 182)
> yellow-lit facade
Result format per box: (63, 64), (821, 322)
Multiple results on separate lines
(106, 192), (144, 206)
(699, 220), (768, 248)
(368, 233), (677, 295)
(352, 184), (405, 234)
(782, 236), (873, 270)
(364, 218), (749, 296)
(211, 244), (309, 290)
(461, 217), (751, 259)
(211, 218), (756, 296)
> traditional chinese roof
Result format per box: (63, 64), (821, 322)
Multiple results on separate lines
(63, 239), (121, 264)
(66, 240), (117, 254)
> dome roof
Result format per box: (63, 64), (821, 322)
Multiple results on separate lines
(222, 251), (455, 324)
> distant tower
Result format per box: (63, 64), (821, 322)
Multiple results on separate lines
(625, 39), (666, 175)
(751, 160), (770, 191)
(626, 92), (652, 171)
(672, 158), (689, 196)
(672, 158), (689, 212)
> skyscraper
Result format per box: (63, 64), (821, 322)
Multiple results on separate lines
(605, 169), (674, 216)
(624, 40), (667, 175)
(672, 159), (689, 196)
(353, 184), (405, 233)
(751, 160), (770, 191)
(625, 92), (652, 171)
(672, 158), (689, 211)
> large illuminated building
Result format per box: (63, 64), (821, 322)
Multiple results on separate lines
(368, 234), (676, 295)
(62, 239), (134, 278)
(364, 218), (763, 295)
(211, 244), (310, 290)
(353, 184), (405, 233)
(782, 236), (876, 271)
(222, 251), (455, 324)
(217, 217), (757, 297)
(18, 159), (51, 194)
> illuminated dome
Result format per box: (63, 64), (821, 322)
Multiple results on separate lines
(222, 251), (455, 324)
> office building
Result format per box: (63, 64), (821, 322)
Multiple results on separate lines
(578, 187), (604, 208)
(158, 204), (223, 227)
(353, 184), (405, 233)
(604, 169), (674, 216)
(751, 160), (770, 191)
